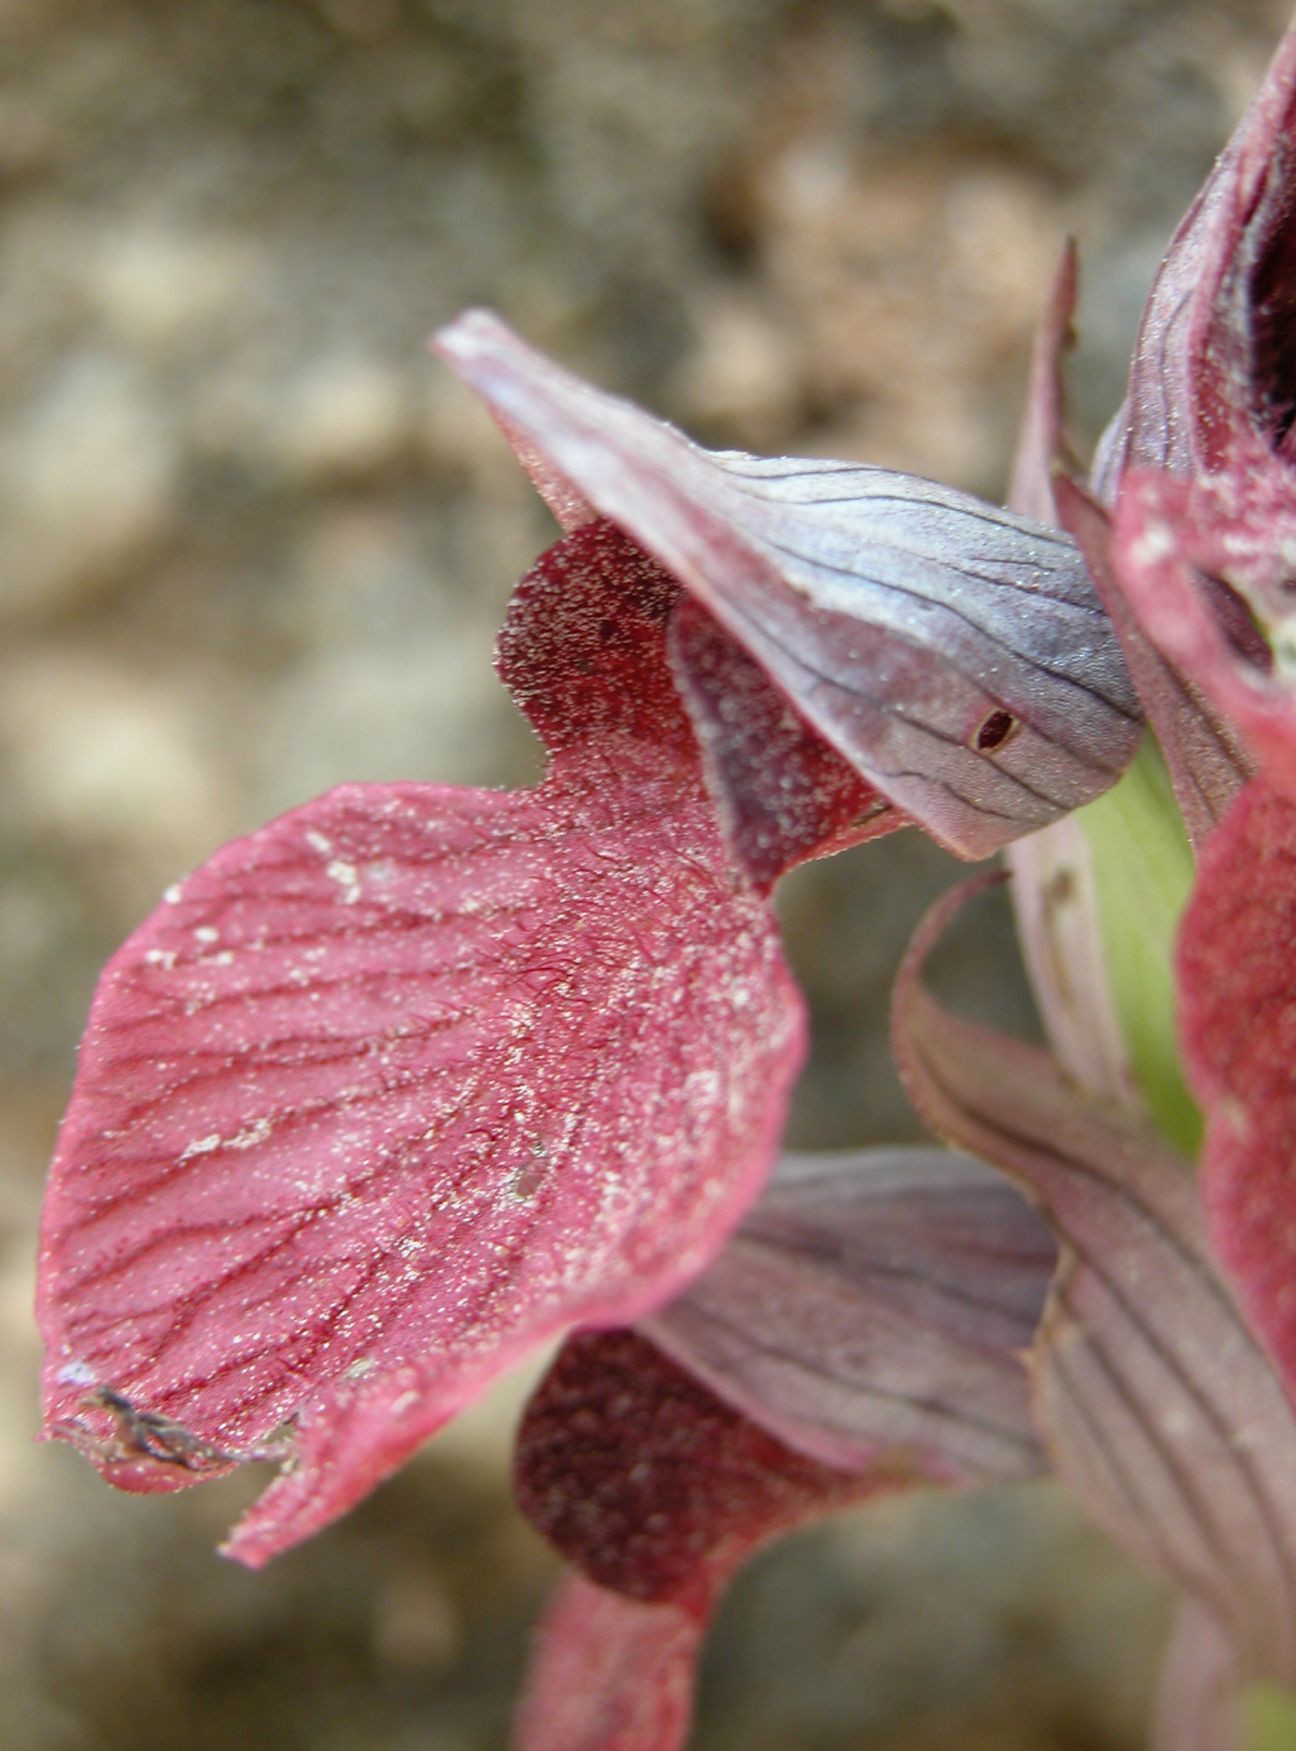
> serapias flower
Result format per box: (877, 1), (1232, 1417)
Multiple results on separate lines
(36, 314), (1130, 1570)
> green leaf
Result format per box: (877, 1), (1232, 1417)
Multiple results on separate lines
(1074, 734), (1202, 1157)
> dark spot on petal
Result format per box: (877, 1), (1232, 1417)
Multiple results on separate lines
(973, 709), (1019, 754)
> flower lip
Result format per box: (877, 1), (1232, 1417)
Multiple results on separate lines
(37, 518), (806, 1566)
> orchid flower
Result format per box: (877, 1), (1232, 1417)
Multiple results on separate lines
(36, 307), (1132, 1566)
(35, 14), (1296, 1751)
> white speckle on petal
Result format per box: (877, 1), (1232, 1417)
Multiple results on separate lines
(179, 1133), (222, 1162)
(178, 1116), (273, 1163)
(1130, 521), (1174, 568)
(228, 1116), (274, 1150)
(325, 858), (362, 903)
(57, 1359), (99, 1386)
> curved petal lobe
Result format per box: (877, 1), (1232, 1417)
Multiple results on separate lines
(1112, 471), (1295, 802)
(1006, 238), (1078, 528)
(667, 597), (900, 888)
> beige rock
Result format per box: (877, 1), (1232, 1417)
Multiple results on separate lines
(0, 650), (235, 865)
(267, 352), (413, 483)
(0, 353), (178, 618)
(90, 223), (260, 354)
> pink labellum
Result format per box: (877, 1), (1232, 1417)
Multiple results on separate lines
(1179, 778), (1296, 1411)
(514, 1330), (880, 1614)
(514, 1328), (892, 1746)
(516, 1577), (701, 1751)
(434, 311), (1140, 859)
(643, 1146), (1051, 1482)
(895, 879), (1296, 1681)
(38, 519), (803, 1565)
(515, 1192), (1056, 1751)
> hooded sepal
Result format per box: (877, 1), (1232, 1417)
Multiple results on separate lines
(435, 312), (1141, 859)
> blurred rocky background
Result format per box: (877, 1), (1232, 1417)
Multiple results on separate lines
(0, 1), (1288, 1746)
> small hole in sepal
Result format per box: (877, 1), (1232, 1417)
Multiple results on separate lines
(972, 708), (1019, 753)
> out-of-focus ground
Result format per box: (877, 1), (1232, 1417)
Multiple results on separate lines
(0, 2), (1288, 1746)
